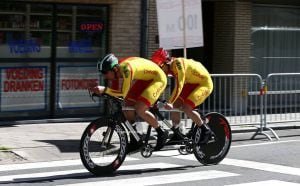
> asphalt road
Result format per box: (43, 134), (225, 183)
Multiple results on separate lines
(0, 128), (299, 185)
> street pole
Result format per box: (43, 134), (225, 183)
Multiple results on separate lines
(182, 0), (187, 58)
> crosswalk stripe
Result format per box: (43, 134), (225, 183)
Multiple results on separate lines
(221, 158), (300, 176)
(0, 157), (139, 172)
(0, 169), (86, 183)
(59, 170), (239, 186)
(153, 150), (300, 176)
(225, 180), (300, 186)
(0, 163), (181, 182)
(230, 140), (300, 148)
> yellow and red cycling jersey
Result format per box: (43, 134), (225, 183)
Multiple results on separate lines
(167, 58), (213, 108)
(104, 57), (167, 106)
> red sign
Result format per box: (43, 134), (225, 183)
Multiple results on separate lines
(80, 22), (104, 32)
(3, 68), (44, 92)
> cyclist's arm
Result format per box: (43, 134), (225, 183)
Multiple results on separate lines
(104, 63), (132, 98)
(168, 59), (185, 104)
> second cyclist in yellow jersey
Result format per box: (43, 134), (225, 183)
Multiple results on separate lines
(151, 48), (213, 144)
(166, 57), (213, 108)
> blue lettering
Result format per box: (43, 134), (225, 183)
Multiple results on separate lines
(8, 39), (41, 54)
(68, 39), (94, 54)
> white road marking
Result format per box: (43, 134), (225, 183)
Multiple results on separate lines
(0, 163), (181, 182)
(0, 157), (139, 172)
(0, 169), (86, 182)
(225, 180), (300, 186)
(221, 158), (300, 176)
(59, 170), (239, 186)
(154, 150), (300, 176)
(231, 139), (300, 148)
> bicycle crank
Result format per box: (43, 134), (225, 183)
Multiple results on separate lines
(141, 144), (153, 158)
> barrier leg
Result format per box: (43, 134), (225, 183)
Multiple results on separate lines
(251, 127), (273, 141)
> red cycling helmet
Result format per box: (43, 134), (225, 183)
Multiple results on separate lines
(151, 48), (170, 67)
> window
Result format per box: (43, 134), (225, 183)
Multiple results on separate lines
(56, 5), (108, 58)
(0, 2), (52, 58)
(251, 5), (300, 77)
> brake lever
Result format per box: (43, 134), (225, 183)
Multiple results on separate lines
(88, 90), (97, 102)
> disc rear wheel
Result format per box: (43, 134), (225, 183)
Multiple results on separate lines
(193, 112), (231, 165)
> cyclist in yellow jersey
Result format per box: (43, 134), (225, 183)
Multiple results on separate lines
(151, 48), (213, 144)
(88, 54), (169, 151)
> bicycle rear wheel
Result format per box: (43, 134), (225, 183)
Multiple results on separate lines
(193, 112), (231, 165)
(80, 117), (128, 176)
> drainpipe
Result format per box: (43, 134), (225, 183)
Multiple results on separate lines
(140, 0), (148, 58)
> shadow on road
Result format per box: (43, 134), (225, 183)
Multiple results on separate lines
(36, 140), (80, 153)
(0, 164), (200, 184)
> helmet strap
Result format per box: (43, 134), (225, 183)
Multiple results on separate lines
(112, 65), (120, 79)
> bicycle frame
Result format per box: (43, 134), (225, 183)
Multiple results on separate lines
(121, 105), (188, 142)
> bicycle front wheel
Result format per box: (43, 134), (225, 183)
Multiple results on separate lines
(193, 112), (231, 165)
(80, 117), (128, 176)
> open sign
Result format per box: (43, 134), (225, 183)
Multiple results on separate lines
(80, 21), (104, 32)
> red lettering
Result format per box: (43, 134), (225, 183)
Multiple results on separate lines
(5, 68), (43, 80)
(61, 79), (98, 90)
(99, 23), (104, 30)
(80, 24), (86, 30)
(4, 80), (44, 92)
(192, 70), (205, 79)
(144, 70), (157, 75)
(153, 84), (165, 98)
(87, 24), (92, 30)
(80, 23), (104, 31)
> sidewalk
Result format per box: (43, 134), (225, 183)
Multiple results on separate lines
(0, 119), (299, 165)
(0, 122), (87, 165)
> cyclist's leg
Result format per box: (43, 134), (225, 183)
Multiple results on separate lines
(123, 100), (136, 124)
(170, 98), (184, 128)
(124, 80), (152, 123)
(184, 85), (213, 143)
(165, 99), (186, 144)
(183, 83), (212, 125)
(135, 80), (165, 129)
(124, 80), (153, 153)
(135, 100), (169, 150)
(173, 84), (200, 127)
(137, 81), (168, 150)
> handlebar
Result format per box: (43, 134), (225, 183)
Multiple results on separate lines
(88, 90), (181, 112)
(88, 90), (123, 105)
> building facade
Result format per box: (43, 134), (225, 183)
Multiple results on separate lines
(0, 0), (299, 121)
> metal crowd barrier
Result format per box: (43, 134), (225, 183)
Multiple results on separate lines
(264, 73), (300, 125)
(111, 73), (300, 141)
(198, 74), (274, 140)
(204, 73), (300, 141)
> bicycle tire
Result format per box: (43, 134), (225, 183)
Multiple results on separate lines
(193, 112), (231, 165)
(79, 117), (128, 176)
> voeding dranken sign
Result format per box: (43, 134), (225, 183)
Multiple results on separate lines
(0, 66), (47, 111)
(156, 0), (203, 49)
